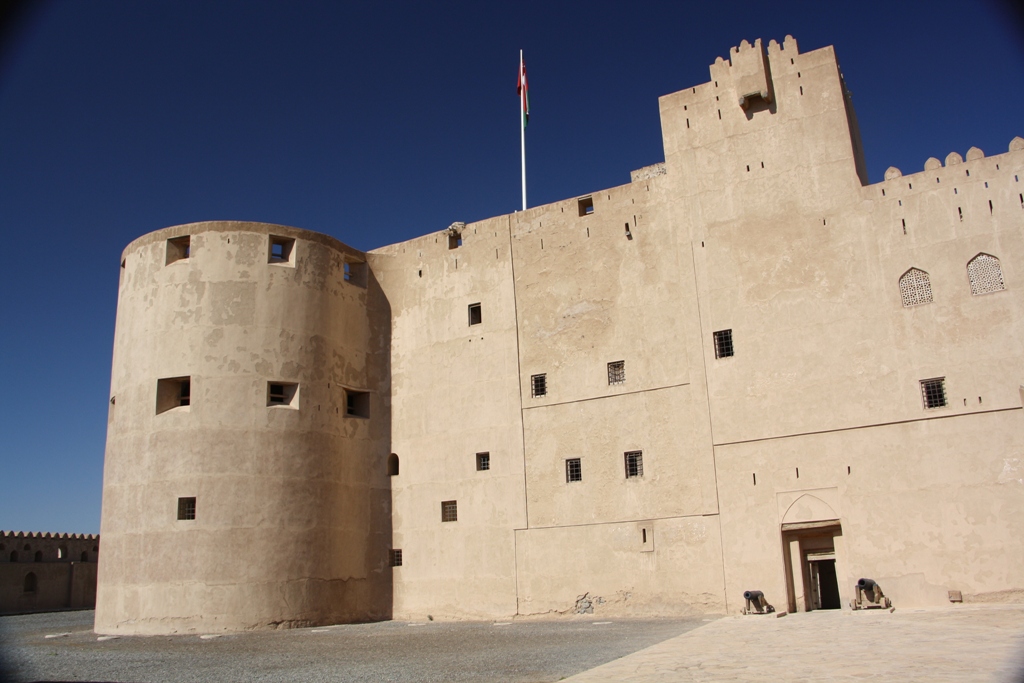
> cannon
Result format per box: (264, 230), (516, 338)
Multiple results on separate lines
(742, 589), (775, 615)
(850, 578), (892, 610)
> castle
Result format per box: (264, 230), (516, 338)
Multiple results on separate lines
(96, 36), (1024, 634)
(1, 531), (99, 614)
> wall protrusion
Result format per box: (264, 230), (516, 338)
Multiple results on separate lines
(884, 167), (902, 180)
(1010, 137), (1024, 153)
(945, 152), (963, 166)
(966, 146), (985, 161)
(924, 157), (942, 171)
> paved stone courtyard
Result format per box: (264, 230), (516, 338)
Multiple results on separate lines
(2, 606), (1023, 682)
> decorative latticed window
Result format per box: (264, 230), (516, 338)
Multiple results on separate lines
(624, 451), (644, 478)
(565, 458), (582, 483)
(607, 361), (625, 385)
(899, 268), (933, 307)
(967, 254), (1005, 295)
(441, 500), (458, 522)
(920, 377), (947, 409)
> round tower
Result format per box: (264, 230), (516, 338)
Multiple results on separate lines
(96, 221), (391, 634)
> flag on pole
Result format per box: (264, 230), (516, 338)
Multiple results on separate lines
(517, 54), (529, 128)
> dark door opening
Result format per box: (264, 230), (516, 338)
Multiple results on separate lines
(812, 559), (841, 610)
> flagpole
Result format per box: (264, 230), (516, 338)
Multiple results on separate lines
(520, 49), (527, 211)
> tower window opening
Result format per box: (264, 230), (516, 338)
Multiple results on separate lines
(476, 452), (490, 471)
(165, 236), (191, 265)
(346, 390), (370, 418)
(468, 303), (482, 326)
(607, 360), (625, 385)
(624, 451), (644, 478)
(156, 377), (191, 414)
(268, 235), (295, 264)
(920, 377), (947, 409)
(389, 549), (403, 567)
(531, 373), (547, 398)
(578, 196), (594, 216)
(441, 500), (458, 522)
(387, 453), (399, 476)
(267, 382), (299, 407)
(899, 269), (933, 307)
(713, 329), (734, 358)
(566, 458), (582, 482)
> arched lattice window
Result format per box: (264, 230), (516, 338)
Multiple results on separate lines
(967, 253), (1005, 295)
(899, 268), (933, 307)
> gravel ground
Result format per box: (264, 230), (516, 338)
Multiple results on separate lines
(0, 610), (712, 683)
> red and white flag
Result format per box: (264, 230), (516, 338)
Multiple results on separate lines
(517, 54), (529, 129)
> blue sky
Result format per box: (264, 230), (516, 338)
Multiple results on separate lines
(1, 1), (1022, 535)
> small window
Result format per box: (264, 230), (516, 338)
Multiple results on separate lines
(177, 496), (197, 521)
(80, 551), (89, 562)
(921, 378), (947, 409)
(387, 453), (400, 476)
(57, 546), (66, 560)
(468, 303), (482, 326)
(476, 452), (490, 471)
(578, 196), (594, 216)
(441, 500), (458, 522)
(566, 458), (582, 483)
(267, 381), (299, 408)
(9, 551), (18, 562)
(156, 377), (191, 414)
(344, 261), (368, 287)
(166, 236), (191, 265)
(268, 235), (295, 264)
(389, 549), (403, 567)
(346, 390), (370, 418)
(607, 360), (625, 385)
(531, 373), (547, 398)
(23, 572), (37, 593)
(713, 330), (734, 359)
(33, 551), (42, 562)
(624, 450), (644, 478)
(967, 253), (1005, 295)
(899, 268), (933, 307)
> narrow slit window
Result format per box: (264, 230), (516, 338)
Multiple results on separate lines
(920, 377), (947, 409)
(177, 497), (196, 521)
(389, 549), (403, 567)
(476, 452), (490, 471)
(531, 373), (547, 398)
(713, 329), (734, 359)
(166, 236), (191, 265)
(967, 253), (1005, 295)
(346, 390), (370, 418)
(268, 235), (295, 264)
(441, 500), (458, 522)
(899, 268), (933, 307)
(624, 451), (644, 478)
(577, 196), (594, 216)
(607, 360), (625, 385)
(566, 458), (582, 483)
(468, 303), (482, 326)
(156, 377), (191, 414)
(267, 382), (299, 407)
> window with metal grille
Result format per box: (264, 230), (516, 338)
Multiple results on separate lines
(899, 268), (933, 307)
(476, 452), (490, 471)
(967, 254), (1005, 295)
(920, 378), (947, 409)
(565, 458), (582, 483)
(607, 360), (625, 385)
(713, 330), (734, 358)
(624, 451), (644, 478)
(389, 549), (403, 567)
(468, 303), (482, 326)
(177, 497), (196, 521)
(531, 373), (547, 397)
(441, 500), (458, 522)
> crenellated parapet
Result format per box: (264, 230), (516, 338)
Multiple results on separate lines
(1, 530), (99, 563)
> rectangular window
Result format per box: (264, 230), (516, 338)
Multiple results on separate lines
(441, 500), (458, 522)
(577, 196), (594, 216)
(531, 373), (547, 398)
(920, 377), (947, 409)
(566, 458), (582, 483)
(166, 236), (191, 265)
(624, 450), (644, 478)
(607, 360), (625, 385)
(344, 261), (368, 287)
(267, 382), (299, 408)
(268, 235), (295, 264)
(389, 549), (403, 567)
(156, 377), (191, 414)
(468, 303), (482, 326)
(177, 497), (196, 521)
(476, 452), (490, 471)
(346, 390), (370, 418)
(713, 329), (734, 359)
